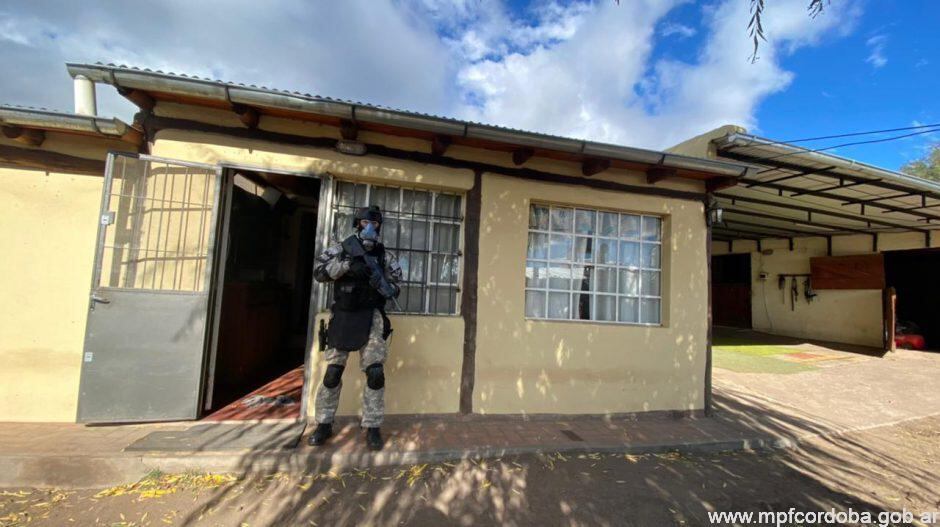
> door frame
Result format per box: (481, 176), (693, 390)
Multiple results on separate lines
(77, 151), (225, 423)
(200, 163), (334, 421)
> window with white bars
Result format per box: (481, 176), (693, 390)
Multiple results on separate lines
(330, 181), (462, 315)
(525, 204), (663, 325)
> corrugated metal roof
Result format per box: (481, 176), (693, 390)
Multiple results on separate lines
(0, 104), (137, 139)
(66, 62), (750, 179)
(710, 132), (940, 241)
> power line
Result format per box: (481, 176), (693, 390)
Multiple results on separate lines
(780, 122), (940, 144)
(740, 126), (940, 164)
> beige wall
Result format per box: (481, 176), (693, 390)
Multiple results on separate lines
(712, 233), (940, 347)
(475, 173), (708, 414)
(0, 167), (102, 421)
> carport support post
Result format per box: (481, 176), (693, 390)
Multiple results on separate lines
(459, 170), (482, 414)
(705, 197), (714, 417)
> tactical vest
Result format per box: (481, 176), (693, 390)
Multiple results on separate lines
(327, 236), (388, 351)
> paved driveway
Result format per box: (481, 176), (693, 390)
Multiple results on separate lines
(713, 327), (940, 433)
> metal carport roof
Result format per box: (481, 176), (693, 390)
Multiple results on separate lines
(708, 132), (940, 247)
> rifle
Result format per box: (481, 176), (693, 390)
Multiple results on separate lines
(342, 236), (403, 311)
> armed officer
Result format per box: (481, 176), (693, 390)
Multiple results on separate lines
(308, 205), (402, 451)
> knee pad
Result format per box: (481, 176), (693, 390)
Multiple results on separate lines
(323, 365), (345, 389)
(365, 363), (385, 390)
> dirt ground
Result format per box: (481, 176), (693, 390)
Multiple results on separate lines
(2, 415), (938, 527)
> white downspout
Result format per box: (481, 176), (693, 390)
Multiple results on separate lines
(73, 75), (97, 116)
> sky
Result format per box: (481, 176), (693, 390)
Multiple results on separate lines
(0, 0), (937, 170)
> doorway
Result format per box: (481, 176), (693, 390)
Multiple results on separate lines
(884, 248), (940, 350)
(712, 253), (752, 329)
(202, 169), (322, 421)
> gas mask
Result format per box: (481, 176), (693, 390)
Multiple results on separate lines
(358, 222), (380, 250)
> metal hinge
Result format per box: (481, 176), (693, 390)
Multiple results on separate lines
(100, 211), (115, 226)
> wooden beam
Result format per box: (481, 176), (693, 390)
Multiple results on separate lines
(646, 166), (676, 184)
(706, 176), (738, 192)
(117, 87), (155, 111)
(1, 125), (45, 147)
(459, 170), (482, 414)
(0, 144), (105, 174)
(581, 158), (610, 177)
(512, 147), (534, 166)
(231, 104), (260, 129)
(339, 119), (358, 140)
(431, 134), (451, 157)
(141, 114), (710, 203)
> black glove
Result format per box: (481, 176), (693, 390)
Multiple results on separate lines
(347, 257), (370, 279)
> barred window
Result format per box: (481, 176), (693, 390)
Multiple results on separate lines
(525, 204), (663, 325)
(330, 181), (462, 315)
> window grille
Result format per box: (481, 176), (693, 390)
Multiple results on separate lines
(329, 181), (462, 315)
(525, 204), (663, 325)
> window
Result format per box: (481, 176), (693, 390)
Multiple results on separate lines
(525, 204), (663, 325)
(330, 181), (462, 315)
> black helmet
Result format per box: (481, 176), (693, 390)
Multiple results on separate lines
(353, 205), (383, 228)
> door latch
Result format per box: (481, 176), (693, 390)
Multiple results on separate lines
(91, 293), (111, 304)
(100, 212), (115, 226)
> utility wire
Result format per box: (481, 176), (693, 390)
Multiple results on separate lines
(780, 122), (940, 144)
(737, 126), (940, 164)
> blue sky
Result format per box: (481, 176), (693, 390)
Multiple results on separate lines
(1, 0), (936, 170)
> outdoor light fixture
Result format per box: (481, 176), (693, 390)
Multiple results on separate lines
(706, 199), (724, 226)
(336, 139), (367, 156)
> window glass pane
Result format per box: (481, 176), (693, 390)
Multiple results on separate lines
(525, 290), (546, 318)
(333, 211), (354, 241)
(526, 260), (548, 288)
(529, 205), (549, 230)
(575, 210), (595, 234)
(571, 265), (591, 292)
(433, 223), (460, 253)
(381, 217), (401, 247)
(641, 270), (661, 296)
(431, 255), (459, 284)
(548, 263), (571, 290)
(641, 243), (661, 269)
(397, 251), (426, 282)
(550, 207), (573, 233)
(429, 286), (457, 314)
(370, 186), (399, 213)
(642, 216), (662, 241)
(548, 292), (571, 319)
(598, 212), (618, 237)
(596, 238), (617, 264)
(619, 241), (640, 267)
(399, 284), (425, 313)
(398, 219), (428, 251)
(619, 269), (639, 295)
(527, 233), (548, 259)
(549, 234), (573, 261)
(573, 292), (591, 320)
(594, 267), (617, 293)
(402, 189), (430, 214)
(641, 298), (661, 324)
(337, 182), (366, 207)
(595, 295), (616, 321)
(620, 214), (640, 239)
(619, 297), (639, 323)
(435, 194), (461, 219)
(574, 237), (593, 262)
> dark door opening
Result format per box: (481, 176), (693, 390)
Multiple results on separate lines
(204, 169), (321, 420)
(712, 253), (752, 329)
(884, 248), (940, 350)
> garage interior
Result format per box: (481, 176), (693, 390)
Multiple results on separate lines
(203, 170), (321, 421)
(884, 248), (940, 349)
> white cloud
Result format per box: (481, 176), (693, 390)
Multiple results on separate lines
(660, 22), (697, 39)
(866, 34), (888, 68)
(0, 0), (860, 152)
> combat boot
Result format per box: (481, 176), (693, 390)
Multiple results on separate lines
(365, 427), (384, 451)
(307, 423), (333, 446)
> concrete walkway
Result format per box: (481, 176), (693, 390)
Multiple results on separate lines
(2, 330), (939, 489)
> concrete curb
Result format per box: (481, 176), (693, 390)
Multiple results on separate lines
(0, 433), (801, 489)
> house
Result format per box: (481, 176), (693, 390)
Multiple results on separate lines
(671, 126), (940, 351)
(0, 63), (751, 424)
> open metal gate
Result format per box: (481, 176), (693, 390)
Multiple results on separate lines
(76, 153), (223, 423)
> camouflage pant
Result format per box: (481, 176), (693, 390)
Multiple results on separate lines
(315, 309), (388, 428)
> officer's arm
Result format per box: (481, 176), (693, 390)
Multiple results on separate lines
(383, 250), (403, 295)
(313, 242), (349, 283)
